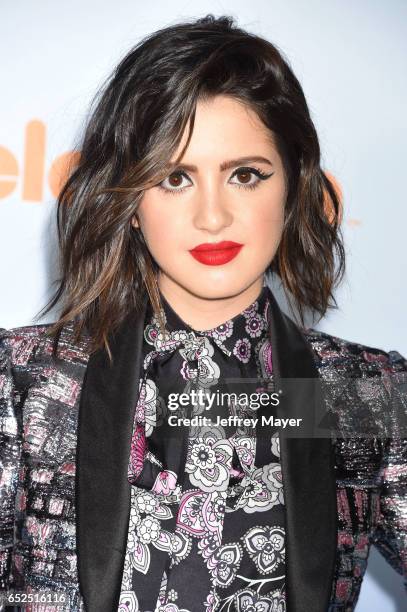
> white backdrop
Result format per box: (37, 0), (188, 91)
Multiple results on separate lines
(1, 1), (406, 609)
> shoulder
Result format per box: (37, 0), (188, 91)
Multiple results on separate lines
(0, 323), (53, 366)
(0, 321), (90, 368)
(0, 324), (53, 401)
(302, 326), (407, 376)
(302, 328), (407, 440)
(1, 322), (91, 403)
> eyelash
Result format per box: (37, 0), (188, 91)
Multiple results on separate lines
(156, 166), (274, 196)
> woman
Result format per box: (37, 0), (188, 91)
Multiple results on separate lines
(0, 14), (406, 612)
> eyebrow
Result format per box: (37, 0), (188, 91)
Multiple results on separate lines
(168, 156), (274, 173)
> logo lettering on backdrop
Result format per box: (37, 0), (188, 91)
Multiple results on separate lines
(0, 120), (79, 201)
(0, 120), (358, 226)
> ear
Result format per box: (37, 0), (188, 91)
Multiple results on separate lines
(131, 215), (140, 229)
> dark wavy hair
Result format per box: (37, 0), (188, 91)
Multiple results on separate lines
(40, 14), (345, 357)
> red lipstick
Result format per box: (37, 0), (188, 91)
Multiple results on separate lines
(189, 241), (243, 266)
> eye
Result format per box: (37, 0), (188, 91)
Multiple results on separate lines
(156, 165), (274, 195)
(229, 166), (274, 190)
(157, 170), (192, 194)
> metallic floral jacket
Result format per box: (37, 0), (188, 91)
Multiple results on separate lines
(0, 290), (406, 612)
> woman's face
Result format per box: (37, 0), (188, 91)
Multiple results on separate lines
(132, 95), (287, 306)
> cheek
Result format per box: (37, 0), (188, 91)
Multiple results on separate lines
(243, 193), (285, 243)
(137, 197), (187, 250)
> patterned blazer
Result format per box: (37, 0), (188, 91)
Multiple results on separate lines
(0, 290), (406, 612)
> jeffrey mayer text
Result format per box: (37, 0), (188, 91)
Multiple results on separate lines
(167, 415), (303, 428)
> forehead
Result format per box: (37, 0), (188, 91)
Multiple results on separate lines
(173, 94), (276, 162)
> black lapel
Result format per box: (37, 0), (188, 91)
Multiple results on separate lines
(76, 289), (337, 612)
(76, 295), (148, 612)
(267, 290), (337, 611)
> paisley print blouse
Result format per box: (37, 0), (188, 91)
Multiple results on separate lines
(118, 285), (286, 612)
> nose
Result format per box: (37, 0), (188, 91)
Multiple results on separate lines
(192, 187), (233, 233)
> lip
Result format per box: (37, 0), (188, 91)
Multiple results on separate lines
(190, 241), (243, 252)
(189, 241), (243, 266)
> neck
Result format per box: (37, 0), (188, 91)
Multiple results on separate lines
(157, 273), (265, 331)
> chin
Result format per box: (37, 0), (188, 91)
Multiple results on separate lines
(180, 278), (256, 300)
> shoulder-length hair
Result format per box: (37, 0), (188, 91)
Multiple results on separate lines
(41, 14), (345, 358)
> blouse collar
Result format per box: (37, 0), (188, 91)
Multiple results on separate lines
(146, 284), (272, 359)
